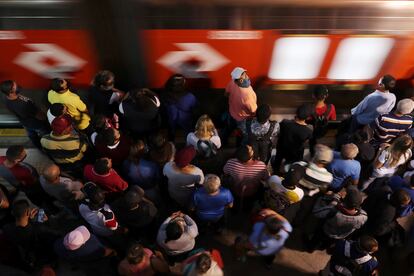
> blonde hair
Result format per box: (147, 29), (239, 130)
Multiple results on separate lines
(203, 174), (221, 194)
(195, 115), (215, 139)
(387, 135), (413, 167)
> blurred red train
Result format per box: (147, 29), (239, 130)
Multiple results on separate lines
(1, 0), (414, 115)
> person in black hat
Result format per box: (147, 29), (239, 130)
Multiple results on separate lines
(110, 186), (158, 237)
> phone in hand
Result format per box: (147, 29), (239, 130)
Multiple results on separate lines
(36, 209), (46, 223)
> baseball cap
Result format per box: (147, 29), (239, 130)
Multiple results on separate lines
(51, 114), (72, 135)
(63, 225), (91, 250)
(231, 67), (247, 80)
(175, 146), (196, 168)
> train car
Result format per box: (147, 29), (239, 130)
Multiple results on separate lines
(1, 0), (414, 122)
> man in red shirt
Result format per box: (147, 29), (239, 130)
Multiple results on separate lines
(0, 145), (37, 189)
(0, 145), (46, 205)
(84, 157), (128, 195)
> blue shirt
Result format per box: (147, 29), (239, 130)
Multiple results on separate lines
(165, 92), (197, 133)
(123, 159), (160, 190)
(249, 220), (292, 256)
(328, 152), (361, 191)
(193, 187), (233, 221)
(351, 90), (396, 125)
(388, 175), (414, 216)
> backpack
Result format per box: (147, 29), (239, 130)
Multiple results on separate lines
(196, 139), (218, 159)
(331, 241), (373, 276)
(263, 188), (291, 213)
(310, 104), (332, 138)
(246, 120), (277, 162)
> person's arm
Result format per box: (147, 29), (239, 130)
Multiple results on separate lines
(374, 154), (386, 169)
(351, 97), (369, 116)
(226, 190), (234, 208)
(183, 215), (198, 238)
(242, 92), (257, 114)
(113, 173), (128, 191)
(159, 217), (173, 231)
(351, 163), (361, 185)
(210, 132), (222, 149)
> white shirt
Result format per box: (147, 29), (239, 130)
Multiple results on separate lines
(47, 109), (56, 125)
(374, 149), (412, 177)
(79, 203), (115, 237)
(186, 131), (221, 150)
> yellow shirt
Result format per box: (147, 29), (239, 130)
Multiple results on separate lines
(48, 89), (90, 130)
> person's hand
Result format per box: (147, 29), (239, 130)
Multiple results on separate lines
(29, 208), (38, 219)
(337, 188), (347, 198)
(42, 214), (48, 222)
(171, 211), (184, 218)
(259, 208), (278, 217)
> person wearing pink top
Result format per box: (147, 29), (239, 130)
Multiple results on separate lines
(222, 67), (258, 145)
(225, 67), (257, 122)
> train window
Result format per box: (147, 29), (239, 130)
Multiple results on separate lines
(267, 36), (329, 80)
(327, 37), (394, 80)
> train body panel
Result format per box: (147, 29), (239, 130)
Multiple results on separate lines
(1, 29), (414, 90)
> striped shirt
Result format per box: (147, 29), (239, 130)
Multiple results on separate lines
(294, 161), (333, 195)
(373, 113), (413, 143)
(40, 133), (87, 164)
(223, 158), (269, 197)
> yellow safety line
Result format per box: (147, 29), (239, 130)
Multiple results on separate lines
(0, 129), (27, 137)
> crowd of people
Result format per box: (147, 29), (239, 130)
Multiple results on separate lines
(0, 67), (413, 276)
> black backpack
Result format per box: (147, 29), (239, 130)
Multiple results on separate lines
(196, 139), (218, 159)
(310, 104), (332, 138)
(246, 120), (277, 162)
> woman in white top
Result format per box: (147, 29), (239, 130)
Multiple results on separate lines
(361, 134), (413, 191)
(186, 114), (221, 156)
(163, 146), (204, 207)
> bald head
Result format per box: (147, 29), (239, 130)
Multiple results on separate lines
(43, 164), (60, 183)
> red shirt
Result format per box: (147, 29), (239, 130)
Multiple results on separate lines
(315, 103), (337, 121)
(83, 164), (128, 193)
(0, 156), (37, 187)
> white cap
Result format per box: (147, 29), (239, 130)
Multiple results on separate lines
(231, 67), (247, 80)
(63, 225), (91, 250)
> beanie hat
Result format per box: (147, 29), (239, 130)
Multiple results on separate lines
(175, 146), (196, 168)
(341, 143), (359, 159)
(63, 226), (91, 250)
(396, 99), (414, 115)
